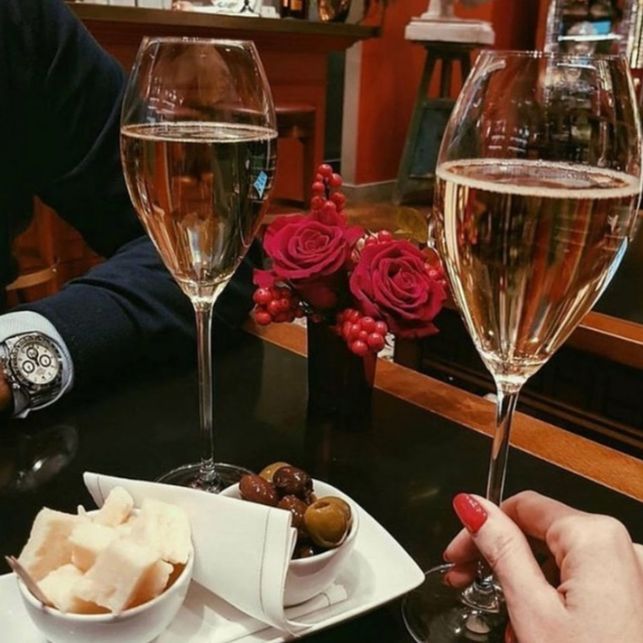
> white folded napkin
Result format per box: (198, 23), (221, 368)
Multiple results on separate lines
(161, 580), (347, 642)
(83, 472), (346, 635)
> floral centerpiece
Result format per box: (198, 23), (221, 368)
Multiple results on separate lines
(252, 164), (447, 358)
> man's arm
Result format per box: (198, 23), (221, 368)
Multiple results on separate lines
(0, 240), (254, 413)
(21, 237), (255, 386)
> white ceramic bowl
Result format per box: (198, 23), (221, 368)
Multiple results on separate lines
(17, 545), (193, 643)
(221, 478), (359, 606)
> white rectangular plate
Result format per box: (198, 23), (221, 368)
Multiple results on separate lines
(0, 501), (423, 642)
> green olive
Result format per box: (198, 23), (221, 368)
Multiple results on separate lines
(259, 461), (291, 483)
(303, 499), (349, 548)
(316, 496), (352, 529)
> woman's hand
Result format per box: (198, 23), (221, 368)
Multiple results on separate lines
(444, 491), (643, 643)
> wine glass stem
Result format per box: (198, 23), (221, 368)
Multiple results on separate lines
(486, 382), (521, 506)
(464, 381), (522, 609)
(194, 301), (217, 485)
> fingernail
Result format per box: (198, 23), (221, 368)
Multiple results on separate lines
(441, 571), (453, 587)
(453, 493), (488, 534)
(442, 549), (451, 562)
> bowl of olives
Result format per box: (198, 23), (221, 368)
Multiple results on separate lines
(221, 462), (359, 606)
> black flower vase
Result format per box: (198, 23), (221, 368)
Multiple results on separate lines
(306, 319), (376, 431)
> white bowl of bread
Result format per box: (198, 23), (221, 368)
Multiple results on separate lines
(14, 487), (193, 643)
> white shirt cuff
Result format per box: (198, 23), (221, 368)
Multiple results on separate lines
(0, 311), (74, 418)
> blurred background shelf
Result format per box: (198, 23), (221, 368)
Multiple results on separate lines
(68, 2), (378, 207)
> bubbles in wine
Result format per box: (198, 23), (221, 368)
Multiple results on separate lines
(434, 159), (640, 385)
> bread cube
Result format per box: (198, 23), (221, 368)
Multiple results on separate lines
(74, 538), (162, 613)
(129, 559), (173, 608)
(114, 514), (138, 538)
(38, 564), (105, 614)
(130, 499), (191, 564)
(18, 509), (86, 580)
(93, 487), (134, 527)
(69, 522), (119, 572)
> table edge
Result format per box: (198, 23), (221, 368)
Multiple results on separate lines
(246, 321), (643, 503)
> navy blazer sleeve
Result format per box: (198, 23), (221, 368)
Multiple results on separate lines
(1, 0), (255, 385)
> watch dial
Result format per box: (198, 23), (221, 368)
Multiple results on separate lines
(14, 339), (60, 386)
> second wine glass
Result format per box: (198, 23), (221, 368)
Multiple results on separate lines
(120, 37), (277, 491)
(403, 50), (642, 641)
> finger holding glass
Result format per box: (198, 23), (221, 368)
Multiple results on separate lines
(444, 491), (643, 643)
(120, 38), (277, 491)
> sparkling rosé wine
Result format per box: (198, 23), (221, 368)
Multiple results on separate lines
(121, 122), (277, 302)
(434, 159), (640, 385)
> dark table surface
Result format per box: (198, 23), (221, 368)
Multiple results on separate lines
(1, 331), (641, 641)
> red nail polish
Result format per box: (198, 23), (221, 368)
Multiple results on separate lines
(453, 493), (488, 534)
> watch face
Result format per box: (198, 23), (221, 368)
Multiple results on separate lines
(11, 337), (60, 387)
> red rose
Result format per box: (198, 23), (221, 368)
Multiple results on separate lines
(349, 241), (446, 339)
(263, 214), (362, 283)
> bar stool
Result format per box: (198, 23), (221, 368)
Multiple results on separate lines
(6, 204), (58, 305)
(6, 265), (57, 301)
(273, 102), (317, 209)
(393, 41), (476, 205)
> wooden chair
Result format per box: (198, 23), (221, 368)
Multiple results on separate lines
(6, 203), (59, 305)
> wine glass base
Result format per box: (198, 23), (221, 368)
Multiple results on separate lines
(402, 565), (507, 643)
(156, 462), (251, 493)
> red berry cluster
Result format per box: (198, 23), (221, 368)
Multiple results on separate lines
(351, 230), (394, 264)
(363, 230), (394, 247)
(336, 308), (388, 356)
(310, 164), (346, 219)
(253, 286), (303, 325)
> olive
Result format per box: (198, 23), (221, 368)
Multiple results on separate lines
(259, 461), (291, 483)
(277, 495), (308, 534)
(239, 474), (278, 506)
(317, 496), (352, 529)
(293, 544), (317, 559)
(273, 466), (313, 501)
(304, 499), (349, 548)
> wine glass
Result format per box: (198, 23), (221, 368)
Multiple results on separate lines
(403, 51), (642, 641)
(120, 38), (277, 491)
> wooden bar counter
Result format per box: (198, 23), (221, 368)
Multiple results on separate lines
(67, 3), (379, 176)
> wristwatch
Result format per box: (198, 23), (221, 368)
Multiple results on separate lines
(0, 333), (64, 416)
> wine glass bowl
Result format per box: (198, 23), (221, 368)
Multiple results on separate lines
(120, 38), (277, 491)
(435, 52), (641, 388)
(404, 51), (641, 642)
(436, 159), (640, 385)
